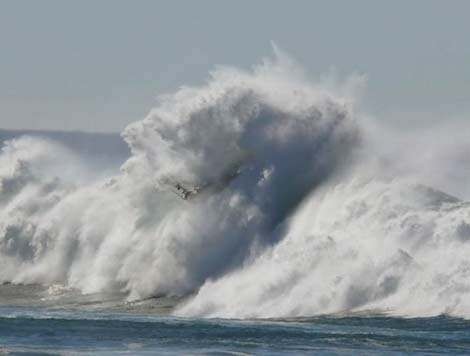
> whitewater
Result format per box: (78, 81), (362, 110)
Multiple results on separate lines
(1, 48), (470, 328)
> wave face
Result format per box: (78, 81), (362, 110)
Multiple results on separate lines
(2, 50), (470, 319)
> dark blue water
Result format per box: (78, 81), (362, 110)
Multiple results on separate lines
(0, 307), (470, 355)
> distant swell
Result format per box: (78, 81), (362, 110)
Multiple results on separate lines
(1, 49), (470, 319)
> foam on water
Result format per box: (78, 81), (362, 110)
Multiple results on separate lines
(1, 47), (470, 319)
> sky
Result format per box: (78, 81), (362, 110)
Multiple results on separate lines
(1, 0), (469, 133)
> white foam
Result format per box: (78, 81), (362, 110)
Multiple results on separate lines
(0, 50), (358, 303)
(2, 49), (470, 319)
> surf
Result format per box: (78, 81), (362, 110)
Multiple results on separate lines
(1, 48), (470, 320)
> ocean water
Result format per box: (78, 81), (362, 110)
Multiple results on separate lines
(2, 305), (470, 355)
(2, 50), (470, 354)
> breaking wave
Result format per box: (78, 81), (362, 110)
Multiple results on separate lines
(1, 48), (470, 319)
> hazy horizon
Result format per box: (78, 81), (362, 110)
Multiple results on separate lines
(1, 0), (469, 132)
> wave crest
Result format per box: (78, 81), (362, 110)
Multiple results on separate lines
(0, 52), (358, 302)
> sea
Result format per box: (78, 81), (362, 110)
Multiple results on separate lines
(2, 53), (470, 354)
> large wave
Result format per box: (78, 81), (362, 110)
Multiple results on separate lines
(1, 49), (470, 318)
(177, 175), (470, 318)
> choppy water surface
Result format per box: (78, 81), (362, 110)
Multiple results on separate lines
(1, 305), (470, 355)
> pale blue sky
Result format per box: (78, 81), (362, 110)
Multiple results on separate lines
(1, 0), (469, 132)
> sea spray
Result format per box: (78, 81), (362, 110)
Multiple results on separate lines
(2, 50), (470, 319)
(0, 50), (359, 302)
(176, 170), (470, 318)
